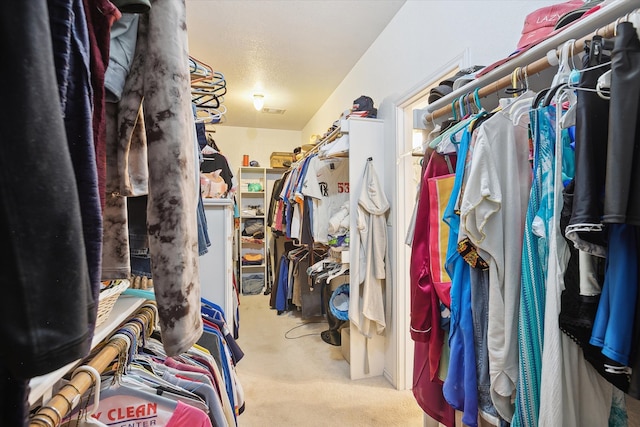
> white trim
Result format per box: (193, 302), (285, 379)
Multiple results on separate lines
(390, 50), (469, 391)
(398, 50), (471, 109)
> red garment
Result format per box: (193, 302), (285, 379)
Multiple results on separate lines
(410, 151), (456, 342)
(413, 342), (455, 427)
(82, 0), (120, 211)
(410, 151), (456, 427)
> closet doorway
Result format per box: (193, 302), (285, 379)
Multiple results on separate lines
(391, 51), (469, 390)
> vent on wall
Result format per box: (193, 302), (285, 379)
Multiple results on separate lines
(261, 107), (286, 115)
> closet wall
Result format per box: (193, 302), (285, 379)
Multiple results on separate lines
(213, 125), (301, 171)
(300, 0), (560, 145)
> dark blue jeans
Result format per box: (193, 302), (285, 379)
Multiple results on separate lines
(49, 0), (103, 336)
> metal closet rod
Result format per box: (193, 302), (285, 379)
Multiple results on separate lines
(424, 3), (638, 123)
(29, 305), (156, 427)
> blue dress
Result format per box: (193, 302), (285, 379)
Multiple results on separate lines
(512, 104), (556, 427)
(443, 127), (479, 427)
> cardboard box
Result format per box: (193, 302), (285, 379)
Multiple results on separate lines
(270, 152), (294, 169)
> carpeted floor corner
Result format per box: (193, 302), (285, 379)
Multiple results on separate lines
(235, 293), (424, 427)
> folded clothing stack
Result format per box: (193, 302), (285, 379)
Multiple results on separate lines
(242, 273), (265, 295)
(327, 202), (349, 248)
(242, 218), (264, 239)
(242, 253), (264, 266)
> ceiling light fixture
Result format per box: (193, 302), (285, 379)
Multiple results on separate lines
(253, 94), (264, 111)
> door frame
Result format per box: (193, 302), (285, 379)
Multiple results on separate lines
(389, 50), (470, 390)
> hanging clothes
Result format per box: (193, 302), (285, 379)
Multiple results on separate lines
(0, 1), (100, 424)
(441, 126), (478, 427)
(410, 150), (456, 427)
(349, 159), (390, 338)
(459, 98), (533, 422)
(458, 114), (501, 426)
(302, 156), (349, 244)
(512, 100), (555, 427)
(49, 0), (105, 341)
(592, 20), (640, 372)
(565, 36), (611, 257)
(102, 0), (203, 356)
(83, 0), (122, 213)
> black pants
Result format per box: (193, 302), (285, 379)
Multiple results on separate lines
(568, 36), (611, 248)
(604, 21), (640, 225)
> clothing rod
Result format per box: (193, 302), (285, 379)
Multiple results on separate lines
(287, 125), (342, 170)
(422, 0), (640, 123)
(29, 305), (156, 427)
(311, 126), (342, 153)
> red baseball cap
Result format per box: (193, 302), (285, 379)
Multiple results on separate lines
(517, 0), (585, 49)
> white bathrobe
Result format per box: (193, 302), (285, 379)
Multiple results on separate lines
(349, 160), (390, 338)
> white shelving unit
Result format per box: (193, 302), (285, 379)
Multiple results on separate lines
(236, 167), (285, 294)
(337, 117), (388, 381)
(237, 167), (268, 295)
(28, 294), (146, 406)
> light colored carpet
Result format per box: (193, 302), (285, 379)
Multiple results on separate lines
(235, 293), (424, 427)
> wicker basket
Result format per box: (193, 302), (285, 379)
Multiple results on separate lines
(96, 279), (130, 327)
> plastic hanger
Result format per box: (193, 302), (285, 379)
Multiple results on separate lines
(127, 364), (208, 406)
(71, 366), (102, 412)
(191, 73), (226, 90)
(505, 67), (527, 97)
(91, 333), (186, 413)
(473, 88), (482, 112)
(541, 41), (578, 108)
(326, 263), (349, 283)
(465, 92), (475, 117)
(458, 94), (466, 119)
(308, 258), (332, 275)
(596, 69), (611, 99)
(446, 94), (473, 147)
(100, 375), (181, 410)
(531, 89), (549, 109)
(189, 56), (213, 83)
(542, 83), (566, 106)
(557, 87), (578, 129)
(504, 68), (536, 125)
(315, 262), (340, 281)
(430, 112), (471, 150)
(194, 105), (226, 124)
(451, 99), (458, 122)
(551, 39), (576, 87)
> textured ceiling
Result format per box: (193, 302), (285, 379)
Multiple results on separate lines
(186, 0), (405, 131)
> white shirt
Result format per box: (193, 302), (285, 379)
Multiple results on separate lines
(302, 157), (349, 243)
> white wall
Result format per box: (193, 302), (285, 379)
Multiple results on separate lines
(211, 125), (302, 173)
(301, 0), (559, 143)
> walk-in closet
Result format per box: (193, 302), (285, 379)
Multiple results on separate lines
(6, 1), (640, 426)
